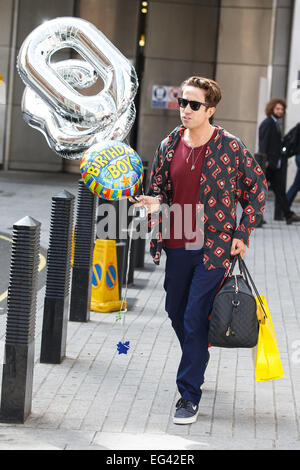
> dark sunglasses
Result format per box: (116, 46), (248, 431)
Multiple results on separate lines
(177, 97), (210, 111)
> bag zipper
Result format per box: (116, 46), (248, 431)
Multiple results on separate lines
(226, 275), (239, 337)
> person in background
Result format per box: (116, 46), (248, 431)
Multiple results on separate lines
(287, 155), (300, 206)
(283, 122), (300, 207)
(259, 98), (300, 224)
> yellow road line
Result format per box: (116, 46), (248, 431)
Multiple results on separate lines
(0, 235), (12, 243)
(0, 235), (46, 303)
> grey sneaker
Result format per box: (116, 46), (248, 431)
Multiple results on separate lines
(173, 398), (199, 425)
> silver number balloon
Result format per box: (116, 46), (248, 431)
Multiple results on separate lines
(110, 101), (136, 142)
(17, 17), (138, 159)
(53, 60), (99, 90)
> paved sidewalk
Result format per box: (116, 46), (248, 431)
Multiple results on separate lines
(0, 171), (300, 450)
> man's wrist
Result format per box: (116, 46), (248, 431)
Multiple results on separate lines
(232, 232), (248, 247)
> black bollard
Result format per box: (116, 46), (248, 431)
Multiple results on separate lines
(0, 216), (41, 423)
(118, 198), (135, 286)
(116, 241), (126, 299)
(69, 181), (97, 322)
(40, 190), (75, 364)
(134, 161), (148, 269)
(123, 235), (135, 286)
(134, 238), (146, 269)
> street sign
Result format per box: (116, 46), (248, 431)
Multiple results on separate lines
(152, 85), (180, 109)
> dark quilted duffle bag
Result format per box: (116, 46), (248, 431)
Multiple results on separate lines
(208, 255), (259, 348)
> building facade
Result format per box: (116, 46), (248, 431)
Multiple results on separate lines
(0, 0), (297, 189)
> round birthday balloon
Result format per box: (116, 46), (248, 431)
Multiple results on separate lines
(80, 141), (144, 200)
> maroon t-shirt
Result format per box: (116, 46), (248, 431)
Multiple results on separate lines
(164, 127), (218, 249)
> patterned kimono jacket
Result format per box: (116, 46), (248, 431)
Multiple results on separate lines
(146, 125), (268, 270)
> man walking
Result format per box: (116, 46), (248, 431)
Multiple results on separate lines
(259, 98), (300, 224)
(133, 76), (267, 425)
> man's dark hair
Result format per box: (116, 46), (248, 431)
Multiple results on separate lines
(180, 76), (222, 108)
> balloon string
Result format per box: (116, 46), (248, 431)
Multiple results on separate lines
(119, 204), (136, 340)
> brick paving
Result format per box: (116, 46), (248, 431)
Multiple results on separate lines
(0, 171), (299, 450)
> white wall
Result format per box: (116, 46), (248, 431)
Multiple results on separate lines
(285, 0), (300, 199)
(0, 0), (14, 167)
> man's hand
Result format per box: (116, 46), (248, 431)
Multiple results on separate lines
(230, 238), (246, 259)
(130, 195), (160, 215)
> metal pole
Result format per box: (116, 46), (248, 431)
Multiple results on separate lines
(0, 216), (41, 423)
(40, 190), (75, 363)
(69, 180), (97, 322)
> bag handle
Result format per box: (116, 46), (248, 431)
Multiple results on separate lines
(228, 255), (243, 277)
(228, 255), (249, 285)
(238, 255), (268, 320)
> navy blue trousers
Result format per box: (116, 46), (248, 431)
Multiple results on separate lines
(163, 247), (226, 405)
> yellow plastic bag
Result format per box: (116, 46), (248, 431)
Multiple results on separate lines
(254, 296), (284, 382)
